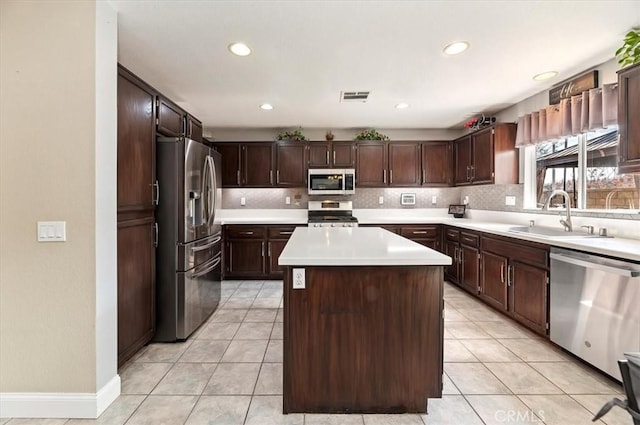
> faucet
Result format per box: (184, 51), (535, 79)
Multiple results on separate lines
(542, 189), (573, 232)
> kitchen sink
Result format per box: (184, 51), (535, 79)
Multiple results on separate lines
(507, 226), (602, 239)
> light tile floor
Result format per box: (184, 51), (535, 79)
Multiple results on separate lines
(2, 280), (631, 425)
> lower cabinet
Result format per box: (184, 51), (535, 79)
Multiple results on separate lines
(480, 236), (549, 335)
(400, 225), (440, 250)
(443, 227), (480, 295)
(224, 225), (296, 279)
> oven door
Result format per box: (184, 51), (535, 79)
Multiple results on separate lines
(308, 169), (345, 195)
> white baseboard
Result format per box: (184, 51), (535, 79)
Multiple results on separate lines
(0, 375), (120, 419)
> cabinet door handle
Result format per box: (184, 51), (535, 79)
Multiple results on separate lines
(500, 263), (505, 283)
(277, 170), (280, 184)
(333, 151), (336, 165)
(151, 180), (160, 205)
(466, 166), (470, 181)
(471, 165), (475, 180)
(459, 249), (463, 265)
(326, 151), (330, 165)
(413, 231), (428, 234)
(236, 170), (240, 185)
(268, 243), (271, 257)
(383, 169), (387, 184)
(390, 169), (393, 184)
(279, 231), (293, 235)
(453, 247), (458, 263)
(422, 169), (426, 184)
(270, 170), (273, 185)
(506, 265), (512, 286)
(240, 231), (254, 235)
(261, 242), (264, 257)
(153, 222), (159, 248)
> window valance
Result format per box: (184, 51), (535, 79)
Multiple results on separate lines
(515, 82), (618, 147)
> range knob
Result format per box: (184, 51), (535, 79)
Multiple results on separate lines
(331, 223), (336, 227)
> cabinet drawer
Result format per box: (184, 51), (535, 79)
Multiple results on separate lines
(400, 226), (438, 239)
(482, 237), (548, 269)
(460, 232), (479, 248)
(226, 226), (266, 239)
(445, 228), (460, 242)
(268, 226), (296, 238)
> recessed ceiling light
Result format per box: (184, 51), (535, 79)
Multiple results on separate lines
(395, 103), (409, 109)
(228, 42), (251, 56)
(260, 103), (273, 110)
(443, 41), (469, 56)
(533, 71), (558, 81)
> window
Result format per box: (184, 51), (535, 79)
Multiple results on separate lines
(532, 128), (639, 211)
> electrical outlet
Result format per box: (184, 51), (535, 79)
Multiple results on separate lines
(431, 195), (437, 205)
(505, 195), (516, 206)
(378, 196), (384, 205)
(285, 196), (291, 205)
(240, 197), (246, 206)
(292, 268), (305, 289)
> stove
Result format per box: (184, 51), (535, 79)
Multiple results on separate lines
(307, 200), (358, 228)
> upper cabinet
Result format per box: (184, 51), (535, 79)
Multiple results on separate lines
(618, 63), (640, 174)
(214, 142), (275, 187)
(186, 114), (203, 142)
(275, 141), (308, 187)
(454, 123), (518, 186)
(355, 141), (421, 187)
(156, 96), (184, 137)
(308, 141), (355, 168)
(421, 141), (452, 186)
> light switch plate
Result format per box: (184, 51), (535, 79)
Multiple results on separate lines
(378, 196), (384, 205)
(292, 268), (305, 289)
(431, 195), (437, 205)
(37, 221), (66, 242)
(505, 195), (516, 206)
(240, 197), (246, 206)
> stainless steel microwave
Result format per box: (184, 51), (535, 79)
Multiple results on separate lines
(308, 169), (355, 195)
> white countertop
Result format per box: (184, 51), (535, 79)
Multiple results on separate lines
(278, 227), (452, 266)
(219, 208), (640, 262)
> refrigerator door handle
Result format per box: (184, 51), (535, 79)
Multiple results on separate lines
(191, 254), (221, 278)
(207, 155), (216, 227)
(191, 235), (222, 252)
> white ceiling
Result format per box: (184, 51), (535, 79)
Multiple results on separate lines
(110, 0), (640, 130)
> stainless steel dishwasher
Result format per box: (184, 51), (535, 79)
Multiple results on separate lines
(550, 247), (640, 381)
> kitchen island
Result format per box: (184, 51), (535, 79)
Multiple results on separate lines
(278, 227), (451, 414)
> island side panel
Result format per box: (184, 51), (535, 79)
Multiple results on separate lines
(283, 265), (443, 414)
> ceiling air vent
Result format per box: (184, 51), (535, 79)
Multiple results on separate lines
(340, 91), (370, 103)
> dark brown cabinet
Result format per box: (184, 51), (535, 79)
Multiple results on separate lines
(454, 124), (518, 186)
(267, 226), (296, 278)
(224, 225), (296, 279)
(421, 141), (452, 186)
(443, 227), (460, 283)
(275, 142), (308, 187)
(186, 114), (202, 142)
(215, 143), (242, 187)
(443, 227), (480, 295)
(618, 62), (640, 173)
(156, 96), (184, 137)
(225, 226), (267, 277)
(117, 66), (157, 365)
(355, 141), (421, 187)
(355, 142), (387, 186)
(308, 141), (355, 168)
(481, 236), (549, 335)
(388, 143), (421, 187)
(214, 142), (275, 187)
(400, 225), (440, 250)
(459, 232), (480, 294)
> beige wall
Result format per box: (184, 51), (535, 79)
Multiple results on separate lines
(0, 1), (98, 392)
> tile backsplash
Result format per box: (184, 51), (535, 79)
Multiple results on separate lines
(222, 185), (638, 220)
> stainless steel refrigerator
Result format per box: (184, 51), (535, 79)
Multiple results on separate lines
(154, 137), (222, 341)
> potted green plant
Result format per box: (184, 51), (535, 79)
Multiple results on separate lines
(277, 127), (308, 142)
(354, 129), (390, 141)
(616, 29), (640, 67)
